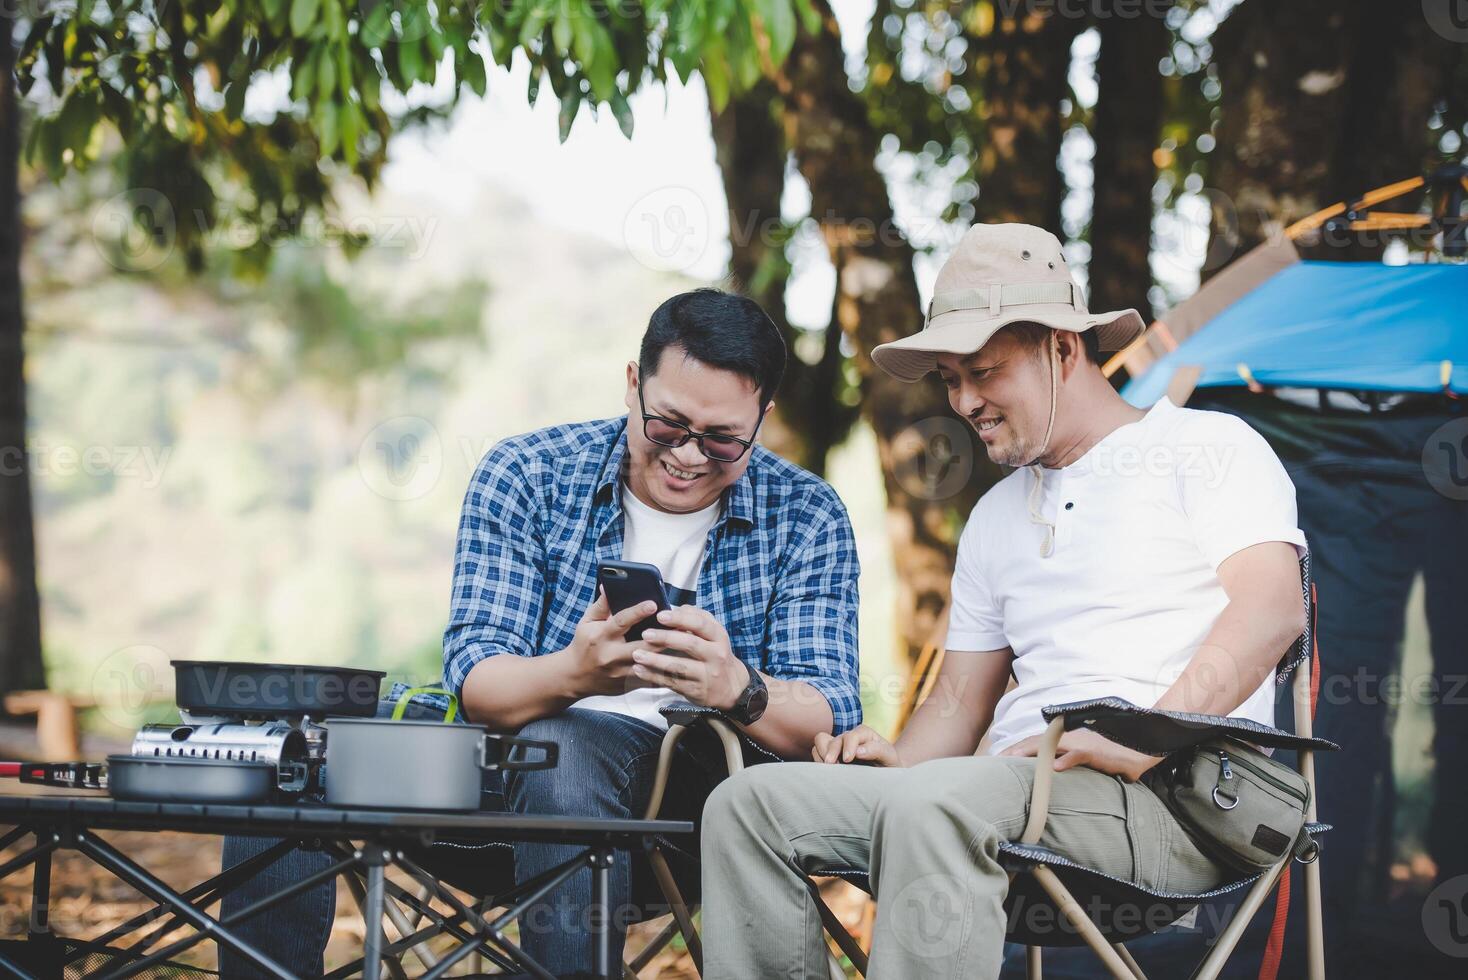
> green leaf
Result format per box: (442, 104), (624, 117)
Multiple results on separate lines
(340, 100), (360, 167)
(262, 0), (288, 27)
(315, 99), (340, 156)
(518, 9), (549, 47)
(362, 1), (392, 46)
(757, 0), (797, 66)
(527, 64), (543, 105)
(291, 47), (320, 101)
(336, 43), (353, 96)
(553, 0), (573, 52)
(224, 78), (248, 120)
(397, 38), (424, 84)
(425, 25), (447, 61)
(464, 49), (488, 96)
(358, 52), (382, 109)
(791, 0), (821, 36)
(702, 36), (730, 110)
(323, 0), (346, 40)
(582, 23), (617, 101)
(289, 0), (321, 36)
(609, 89), (634, 138)
(316, 46), (337, 99)
(558, 84), (581, 143)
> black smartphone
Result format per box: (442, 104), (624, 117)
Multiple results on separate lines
(597, 561), (672, 641)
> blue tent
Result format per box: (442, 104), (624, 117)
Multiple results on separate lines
(1124, 260), (1468, 406)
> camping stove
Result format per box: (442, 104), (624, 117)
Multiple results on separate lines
(130, 716), (324, 795)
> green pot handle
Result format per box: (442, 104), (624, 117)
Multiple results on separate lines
(390, 686), (459, 723)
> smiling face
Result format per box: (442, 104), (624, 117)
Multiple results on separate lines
(623, 347), (769, 514)
(934, 327), (1059, 467)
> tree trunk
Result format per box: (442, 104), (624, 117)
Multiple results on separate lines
(1088, 5), (1170, 326)
(967, 10), (1082, 230)
(1209, 0), (1462, 266)
(711, 83), (856, 476)
(0, 24), (46, 700)
(774, 1), (1000, 666)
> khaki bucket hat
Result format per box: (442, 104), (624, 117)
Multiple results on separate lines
(872, 223), (1147, 383)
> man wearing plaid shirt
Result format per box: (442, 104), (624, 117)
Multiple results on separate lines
(221, 287), (861, 979)
(440, 287), (862, 974)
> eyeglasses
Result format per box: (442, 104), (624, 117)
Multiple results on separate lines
(637, 384), (762, 463)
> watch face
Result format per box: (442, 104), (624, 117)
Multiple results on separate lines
(744, 685), (770, 721)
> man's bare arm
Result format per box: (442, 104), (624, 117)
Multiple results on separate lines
(1002, 541), (1306, 779)
(815, 646), (1012, 767)
(1153, 540), (1306, 716)
(894, 648), (1013, 765)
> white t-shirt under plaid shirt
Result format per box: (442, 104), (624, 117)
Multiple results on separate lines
(947, 397), (1308, 753)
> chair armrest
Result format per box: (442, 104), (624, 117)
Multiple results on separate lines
(1040, 697), (1339, 757)
(659, 699), (730, 728)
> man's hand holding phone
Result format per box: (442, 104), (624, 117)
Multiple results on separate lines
(561, 590), (662, 697)
(632, 606), (750, 712)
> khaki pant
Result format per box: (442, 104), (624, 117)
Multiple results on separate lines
(700, 755), (1223, 980)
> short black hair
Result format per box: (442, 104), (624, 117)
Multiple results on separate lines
(639, 288), (786, 406)
(1002, 321), (1102, 364)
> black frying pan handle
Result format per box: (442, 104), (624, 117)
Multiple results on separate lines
(483, 734), (559, 772)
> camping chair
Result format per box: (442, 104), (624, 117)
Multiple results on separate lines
(632, 701), (851, 980)
(799, 552), (1333, 980)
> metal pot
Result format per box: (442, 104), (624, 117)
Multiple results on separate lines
(325, 698), (558, 810)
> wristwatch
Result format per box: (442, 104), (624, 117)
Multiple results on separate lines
(727, 662), (769, 725)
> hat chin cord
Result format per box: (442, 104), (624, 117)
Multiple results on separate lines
(1025, 331), (1061, 558)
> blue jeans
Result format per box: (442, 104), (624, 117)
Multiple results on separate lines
(220, 705), (718, 978)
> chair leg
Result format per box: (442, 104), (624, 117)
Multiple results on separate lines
(1303, 854), (1325, 980)
(626, 916), (681, 975)
(1113, 941), (1146, 979)
(1027, 945), (1042, 979)
(1029, 865), (1133, 980)
(1192, 859), (1288, 980)
(811, 883), (869, 977)
(648, 846), (703, 973)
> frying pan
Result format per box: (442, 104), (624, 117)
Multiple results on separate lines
(2, 757), (280, 803)
(171, 660), (385, 719)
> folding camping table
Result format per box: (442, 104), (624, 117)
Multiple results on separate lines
(0, 793), (692, 980)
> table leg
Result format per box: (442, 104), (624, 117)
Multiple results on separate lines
(593, 847), (613, 980)
(74, 829), (294, 980)
(29, 844), (51, 936)
(362, 854), (387, 980)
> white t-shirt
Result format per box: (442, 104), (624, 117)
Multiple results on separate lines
(571, 485), (720, 729)
(947, 397), (1308, 753)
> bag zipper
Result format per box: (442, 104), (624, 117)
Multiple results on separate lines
(1213, 746), (1308, 807)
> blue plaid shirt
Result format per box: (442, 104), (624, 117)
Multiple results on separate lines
(442, 417), (863, 733)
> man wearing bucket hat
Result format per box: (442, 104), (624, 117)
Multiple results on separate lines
(699, 224), (1310, 977)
